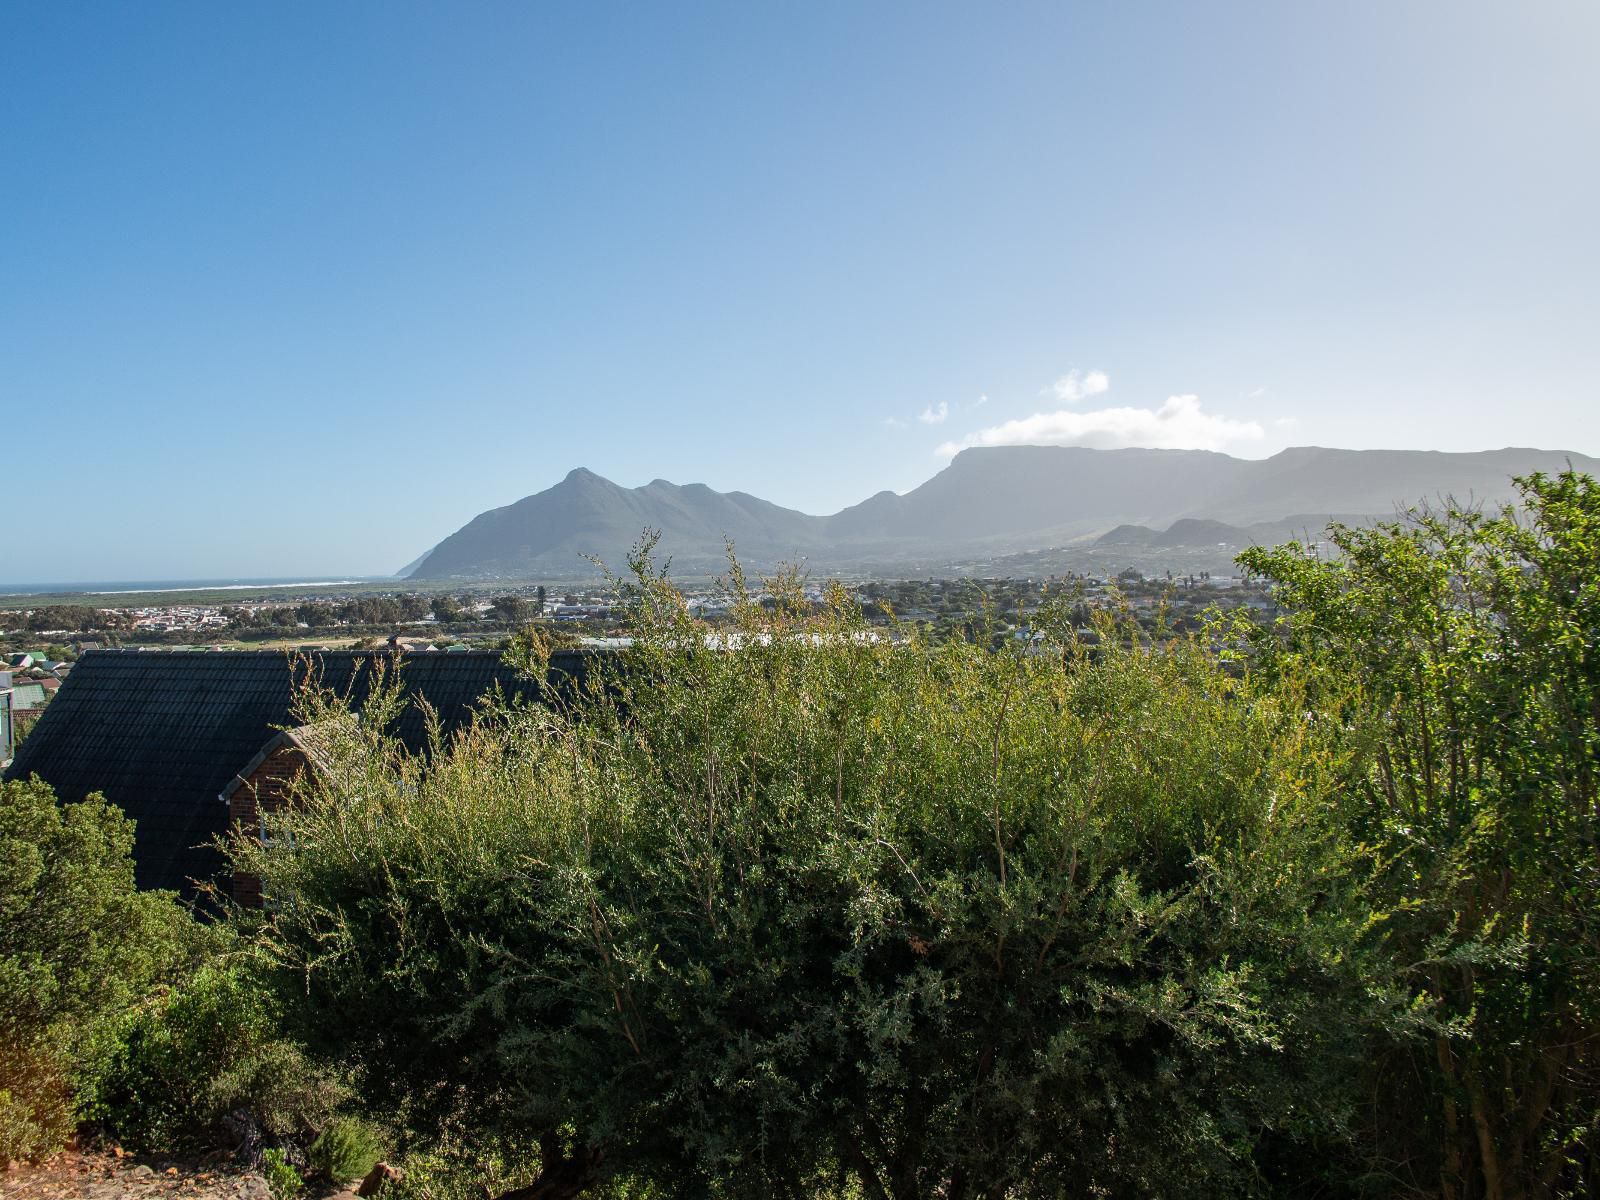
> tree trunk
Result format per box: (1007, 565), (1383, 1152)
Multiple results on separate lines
(1464, 1065), (1505, 1200)
(1436, 1036), (1466, 1200)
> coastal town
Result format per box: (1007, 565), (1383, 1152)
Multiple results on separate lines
(1, 572), (1273, 651)
(0, 571), (1276, 767)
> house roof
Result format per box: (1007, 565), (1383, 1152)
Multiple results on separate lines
(9, 682), (48, 709)
(4, 649), (593, 898)
(217, 717), (355, 803)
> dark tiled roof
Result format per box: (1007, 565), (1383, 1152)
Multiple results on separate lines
(4, 650), (591, 898)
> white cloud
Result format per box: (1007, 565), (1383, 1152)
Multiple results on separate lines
(936, 393), (1265, 458)
(918, 401), (949, 425)
(882, 416), (907, 430)
(1051, 369), (1110, 404)
(976, 393), (989, 406)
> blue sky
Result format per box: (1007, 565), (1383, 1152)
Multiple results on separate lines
(3, 2), (1597, 582)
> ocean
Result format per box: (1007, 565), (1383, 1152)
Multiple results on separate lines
(0, 578), (385, 597)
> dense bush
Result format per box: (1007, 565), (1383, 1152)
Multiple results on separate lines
(94, 960), (345, 1154)
(308, 1115), (385, 1184)
(0, 1040), (75, 1164)
(384, 1132), (576, 1200)
(0, 777), (191, 1161)
(234, 551), (1383, 1198)
(1241, 470), (1600, 1198)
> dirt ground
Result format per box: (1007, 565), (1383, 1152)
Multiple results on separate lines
(0, 1149), (270, 1200)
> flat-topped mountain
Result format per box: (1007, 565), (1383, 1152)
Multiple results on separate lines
(405, 445), (1599, 579)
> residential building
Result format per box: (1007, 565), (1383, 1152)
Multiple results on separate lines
(4, 649), (593, 899)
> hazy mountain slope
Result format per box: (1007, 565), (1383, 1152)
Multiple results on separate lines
(1152, 519), (1250, 547)
(1190, 446), (1600, 524)
(394, 548), (434, 577)
(406, 445), (1598, 579)
(827, 447), (1251, 545)
(1096, 515), (1376, 552)
(1096, 524), (1159, 546)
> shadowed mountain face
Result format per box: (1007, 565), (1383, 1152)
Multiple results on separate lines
(405, 445), (1600, 579)
(409, 468), (825, 579)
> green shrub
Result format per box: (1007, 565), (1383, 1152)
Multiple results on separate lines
(235, 549), (1382, 1198)
(387, 1132), (663, 1200)
(95, 961), (344, 1154)
(1241, 470), (1600, 1197)
(309, 1115), (384, 1184)
(0, 1041), (74, 1164)
(386, 1133), (538, 1200)
(0, 777), (193, 1161)
(261, 1147), (303, 1200)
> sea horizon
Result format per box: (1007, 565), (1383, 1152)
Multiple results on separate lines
(0, 577), (388, 598)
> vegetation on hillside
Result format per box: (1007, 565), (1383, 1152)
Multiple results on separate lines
(232, 561), (1375, 1198)
(2, 471), (1595, 1198)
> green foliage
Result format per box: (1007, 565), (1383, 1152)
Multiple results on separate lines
(24, 605), (120, 633)
(490, 594), (532, 624)
(387, 1133), (546, 1200)
(95, 961), (344, 1154)
(261, 1147), (304, 1200)
(234, 543), (1379, 1198)
(501, 622), (579, 679)
(500, 620), (556, 680)
(0, 777), (191, 1161)
(0, 1041), (75, 1164)
(386, 1130), (666, 1200)
(309, 1115), (385, 1184)
(1240, 470), (1600, 1197)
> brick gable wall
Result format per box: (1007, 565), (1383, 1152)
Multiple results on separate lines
(227, 744), (312, 907)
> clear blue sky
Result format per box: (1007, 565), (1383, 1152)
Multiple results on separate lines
(4, 2), (1597, 582)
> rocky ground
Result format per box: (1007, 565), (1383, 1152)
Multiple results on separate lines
(0, 1150), (271, 1200)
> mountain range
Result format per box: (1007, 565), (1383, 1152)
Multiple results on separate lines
(404, 445), (1599, 580)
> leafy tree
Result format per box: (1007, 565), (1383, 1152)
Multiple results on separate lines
(0, 778), (191, 1160)
(431, 595), (462, 623)
(235, 553), (1377, 1198)
(490, 595), (532, 624)
(1240, 470), (1600, 1199)
(26, 605), (115, 633)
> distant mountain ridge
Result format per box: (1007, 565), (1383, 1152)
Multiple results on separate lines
(1094, 514), (1377, 550)
(405, 445), (1600, 579)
